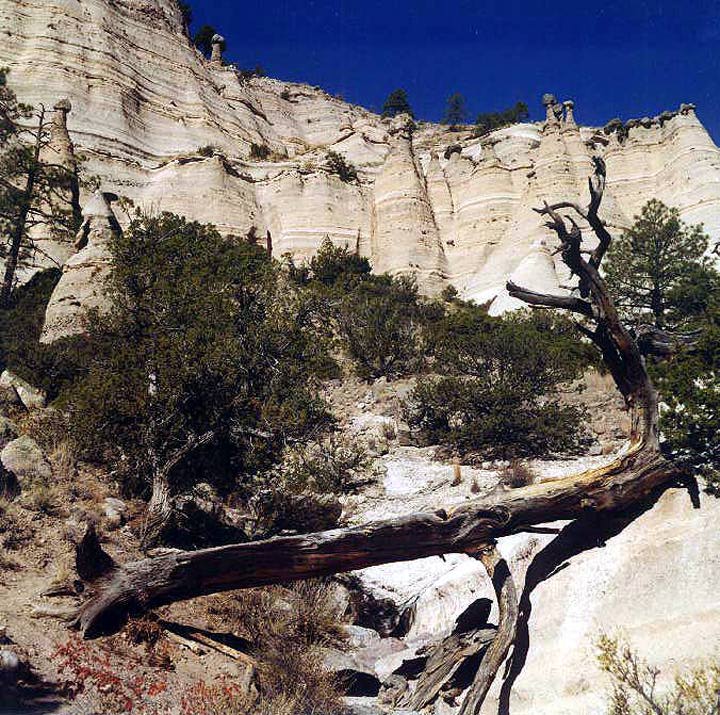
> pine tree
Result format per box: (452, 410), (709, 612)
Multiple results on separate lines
(381, 88), (413, 119)
(442, 92), (468, 128)
(604, 199), (710, 329)
(0, 69), (80, 308)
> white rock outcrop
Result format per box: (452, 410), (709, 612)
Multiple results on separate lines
(2, 0), (720, 322)
(40, 191), (119, 343)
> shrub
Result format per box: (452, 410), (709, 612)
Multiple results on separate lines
(290, 236), (370, 289)
(337, 274), (428, 381)
(381, 88), (413, 119)
(205, 581), (347, 714)
(441, 284), (459, 302)
(196, 144), (215, 157)
(280, 433), (368, 494)
(326, 150), (358, 183)
(54, 637), (171, 715)
(250, 142), (271, 160)
(474, 101), (529, 135)
(0, 268), (90, 400)
(407, 308), (591, 459)
(651, 315), (720, 492)
(499, 460), (536, 488)
(597, 633), (720, 714)
(63, 212), (334, 528)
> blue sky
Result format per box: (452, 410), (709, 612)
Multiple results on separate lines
(189, 0), (720, 141)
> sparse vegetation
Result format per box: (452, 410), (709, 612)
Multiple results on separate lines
(250, 142), (271, 160)
(474, 101), (529, 135)
(326, 150), (358, 183)
(597, 634), (720, 714)
(196, 144), (215, 157)
(382, 88), (413, 118)
(499, 460), (536, 488)
(205, 581), (348, 714)
(442, 92), (468, 128)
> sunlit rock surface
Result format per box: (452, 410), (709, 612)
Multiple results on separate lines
(3, 0), (720, 317)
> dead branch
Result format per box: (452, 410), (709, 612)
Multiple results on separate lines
(459, 544), (518, 715)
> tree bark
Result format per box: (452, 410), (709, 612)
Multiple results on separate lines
(458, 545), (518, 715)
(140, 430), (215, 549)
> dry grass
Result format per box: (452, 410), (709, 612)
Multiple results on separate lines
(0, 497), (34, 551)
(205, 580), (349, 714)
(451, 458), (462, 486)
(499, 459), (536, 488)
(597, 633), (720, 714)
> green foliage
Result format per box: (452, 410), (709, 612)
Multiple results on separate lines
(440, 284), (459, 302)
(604, 200), (711, 329)
(65, 213), (333, 499)
(325, 151), (358, 183)
(0, 69), (81, 307)
(597, 633), (720, 715)
(0, 269), (89, 399)
(250, 143), (271, 160)
(337, 274), (430, 381)
(407, 307), (591, 459)
(290, 236), (370, 289)
(475, 101), (529, 135)
(238, 65), (266, 79)
(652, 310), (720, 493)
(193, 25), (224, 57)
(274, 434), (368, 495)
(442, 92), (468, 127)
(382, 88), (413, 119)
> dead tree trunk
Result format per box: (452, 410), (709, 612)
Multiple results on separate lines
(140, 430), (214, 549)
(76, 158), (683, 713)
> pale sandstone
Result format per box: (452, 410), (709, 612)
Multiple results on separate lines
(2, 0), (720, 318)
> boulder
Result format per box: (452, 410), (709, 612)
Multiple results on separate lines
(0, 371), (46, 411)
(0, 436), (52, 491)
(103, 497), (128, 530)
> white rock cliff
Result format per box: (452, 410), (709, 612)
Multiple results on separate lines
(2, 0), (720, 335)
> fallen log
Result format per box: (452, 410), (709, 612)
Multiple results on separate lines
(76, 446), (672, 638)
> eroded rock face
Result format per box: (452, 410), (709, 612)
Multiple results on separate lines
(40, 191), (119, 344)
(2, 0), (720, 312)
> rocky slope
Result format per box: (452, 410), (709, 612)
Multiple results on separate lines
(3, 0), (720, 316)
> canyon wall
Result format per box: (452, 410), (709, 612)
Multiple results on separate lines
(2, 0), (720, 318)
